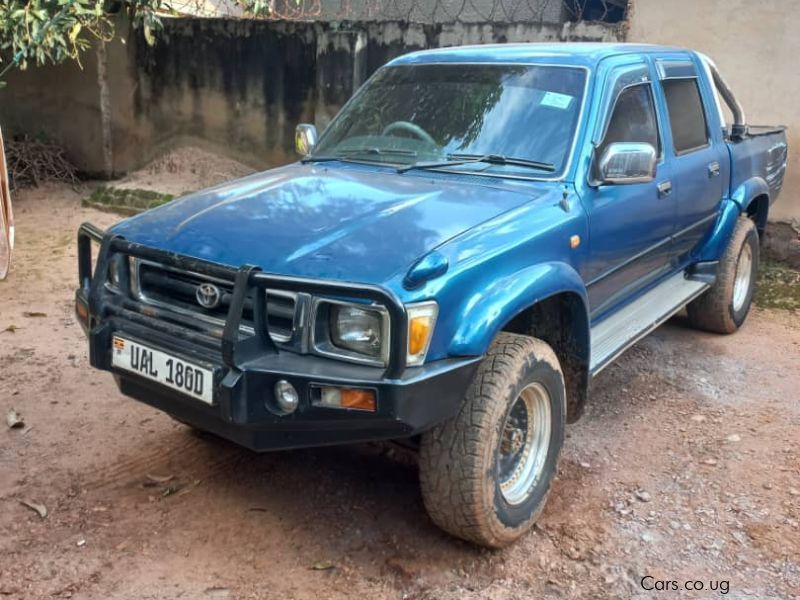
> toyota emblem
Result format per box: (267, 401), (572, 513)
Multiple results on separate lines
(196, 282), (221, 309)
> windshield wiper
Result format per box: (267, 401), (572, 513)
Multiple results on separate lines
(303, 147), (417, 164)
(397, 153), (555, 174)
(340, 147), (418, 157)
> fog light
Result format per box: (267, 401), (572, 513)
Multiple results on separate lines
(273, 380), (299, 414)
(316, 386), (376, 412)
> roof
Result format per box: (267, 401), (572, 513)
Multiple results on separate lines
(387, 43), (692, 68)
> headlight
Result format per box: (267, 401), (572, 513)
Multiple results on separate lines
(312, 299), (438, 368)
(406, 301), (438, 366)
(313, 300), (389, 365)
(330, 305), (384, 358)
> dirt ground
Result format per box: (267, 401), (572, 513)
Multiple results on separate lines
(1, 183), (799, 600)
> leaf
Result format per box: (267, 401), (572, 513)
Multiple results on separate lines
(310, 561), (336, 571)
(20, 500), (47, 519)
(143, 24), (155, 46)
(161, 484), (181, 497)
(3, 324), (17, 333)
(6, 408), (24, 428)
(68, 23), (81, 43)
(23, 311), (47, 317)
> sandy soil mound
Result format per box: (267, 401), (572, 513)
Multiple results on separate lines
(114, 146), (256, 196)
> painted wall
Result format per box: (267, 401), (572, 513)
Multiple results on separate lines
(627, 0), (798, 221)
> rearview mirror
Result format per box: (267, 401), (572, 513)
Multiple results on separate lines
(295, 124), (318, 157)
(597, 142), (657, 185)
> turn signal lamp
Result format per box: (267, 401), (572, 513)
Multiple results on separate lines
(317, 387), (376, 412)
(75, 296), (89, 333)
(406, 301), (438, 366)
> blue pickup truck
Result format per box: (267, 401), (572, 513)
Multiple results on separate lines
(76, 43), (787, 547)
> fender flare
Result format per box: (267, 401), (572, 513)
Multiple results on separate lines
(697, 178), (769, 262)
(730, 176), (769, 213)
(696, 199), (741, 263)
(448, 261), (590, 357)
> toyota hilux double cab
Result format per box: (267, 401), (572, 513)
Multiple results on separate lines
(75, 44), (788, 547)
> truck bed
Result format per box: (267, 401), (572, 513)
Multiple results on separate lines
(727, 125), (788, 205)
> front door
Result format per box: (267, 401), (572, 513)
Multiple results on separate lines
(584, 60), (675, 319)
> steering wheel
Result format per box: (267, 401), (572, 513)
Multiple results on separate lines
(381, 121), (437, 146)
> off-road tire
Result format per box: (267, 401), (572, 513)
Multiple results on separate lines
(418, 332), (566, 548)
(687, 216), (759, 334)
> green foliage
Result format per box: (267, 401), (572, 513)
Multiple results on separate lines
(0, 0), (278, 85)
(0, 1), (160, 78)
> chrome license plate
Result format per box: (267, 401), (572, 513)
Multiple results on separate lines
(111, 336), (213, 405)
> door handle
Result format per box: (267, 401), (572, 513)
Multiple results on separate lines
(708, 161), (721, 177)
(657, 180), (673, 198)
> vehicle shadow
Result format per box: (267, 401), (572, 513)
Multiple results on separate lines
(87, 418), (486, 586)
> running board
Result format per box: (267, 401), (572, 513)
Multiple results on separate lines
(589, 273), (709, 375)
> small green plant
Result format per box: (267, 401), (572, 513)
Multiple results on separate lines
(755, 259), (800, 311)
(83, 185), (175, 215)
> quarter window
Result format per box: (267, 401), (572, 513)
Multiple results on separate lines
(662, 78), (709, 154)
(599, 84), (661, 158)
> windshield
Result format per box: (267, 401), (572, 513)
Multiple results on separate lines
(312, 63), (587, 177)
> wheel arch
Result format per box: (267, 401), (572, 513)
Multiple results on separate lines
(446, 261), (590, 423)
(731, 176), (770, 235)
(745, 193), (769, 236)
(500, 291), (590, 424)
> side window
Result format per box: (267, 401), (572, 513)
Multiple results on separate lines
(598, 84), (661, 159)
(662, 78), (709, 154)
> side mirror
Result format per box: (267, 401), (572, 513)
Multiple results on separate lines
(295, 124), (318, 157)
(597, 142), (657, 185)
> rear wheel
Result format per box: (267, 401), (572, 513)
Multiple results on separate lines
(418, 332), (566, 548)
(687, 216), (759, 334)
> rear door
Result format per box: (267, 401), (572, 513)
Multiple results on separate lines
(653, 58), (726, 263)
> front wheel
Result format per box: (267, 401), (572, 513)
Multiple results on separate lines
(418, 333), (566, 548)
(687, 216), (759, 334)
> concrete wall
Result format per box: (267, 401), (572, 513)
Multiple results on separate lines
(627, 0), (799, 222)
(1, 51), (106, 175)
(0, 18), (621, 176)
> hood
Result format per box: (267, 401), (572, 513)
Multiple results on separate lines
(110, 163), (548, 284)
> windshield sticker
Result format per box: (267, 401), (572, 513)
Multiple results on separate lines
(540, 92), (574, 110)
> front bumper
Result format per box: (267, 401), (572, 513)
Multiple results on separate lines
(75, 224), (480, 451)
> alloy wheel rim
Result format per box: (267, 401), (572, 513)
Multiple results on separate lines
(497, 382), (552, 505)
(732, 243), (753, 312)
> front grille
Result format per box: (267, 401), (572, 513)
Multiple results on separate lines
(133, 261), (297, 342)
